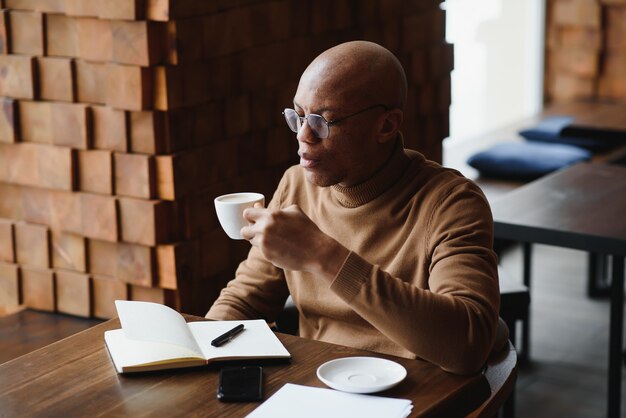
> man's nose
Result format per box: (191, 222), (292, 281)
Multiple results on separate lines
(296, 119), (319, 144)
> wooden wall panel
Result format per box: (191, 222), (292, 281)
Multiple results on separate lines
(0, 220), (15, 262)
(45, 13), (78, 57)
(5, 0), (65, 13)
(37, 144), (76, 191)
(91, 105), (128, 152)
(75, 61), (107, 104)
(130, 284), (177, 307)
(51, 231), (87, 272)
(0, 55), (36, 99)
(63, 0), (99, 17)
(106, 64), (153, 110)
(0, 11), (9, 55)
(9, 11), (45, 56)
(111, 20), (165, 66)
(38, 57), (76, 102)
(76, 18), (112, 62)
(99, 0), (145, 20)
(114, 153), (156, 199)
(19, 101), (91, 149)
(0, 183), (24, 221)
(0, 262), (20, 313)
(55, 270), (91, 317)
(21, 186), (50, 225)
(19, 101), (52, 144)
(77, 150), (113, 195)
(118, 197), (173, 245)
(545, 0), (626, 104)
(92, 275), (127, 319)
(49, 190), (82, 234)
(88, 239), (117, 278)
(21, 267), (55, 311)
(80, 194), (118, 242)
(15, 223), (50, 269)
(0, 99), (18, 144)
(129, 110), (167, 154)
(117, 242), (154, 286)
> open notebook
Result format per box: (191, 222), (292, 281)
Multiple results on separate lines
(104, 300), (291, 373)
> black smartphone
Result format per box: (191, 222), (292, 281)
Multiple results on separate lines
(217, 366), (263, 402)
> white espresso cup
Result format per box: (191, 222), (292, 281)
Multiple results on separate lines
(214, 192), (265, 240)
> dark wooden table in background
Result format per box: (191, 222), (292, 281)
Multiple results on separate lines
(542, 102), (626, 135)
(0, 309), (102, 364)
(490, 162), (626, 418)
(0, 316), (490, 417)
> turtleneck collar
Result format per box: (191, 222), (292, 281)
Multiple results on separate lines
(330, 135), (410, 208)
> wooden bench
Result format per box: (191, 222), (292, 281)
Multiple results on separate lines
(444, 102), (626, 202)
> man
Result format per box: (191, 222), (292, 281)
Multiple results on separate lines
(207, 41), (501, 375)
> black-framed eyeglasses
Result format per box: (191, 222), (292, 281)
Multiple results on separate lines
(282, 104), (390, 139)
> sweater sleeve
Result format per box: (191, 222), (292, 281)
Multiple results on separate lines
(330, 181), (500, 375)
(205, 178), (291, 322)
(206, 245), (290, 321)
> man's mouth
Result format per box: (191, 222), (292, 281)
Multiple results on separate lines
(299, 153), (320, 168)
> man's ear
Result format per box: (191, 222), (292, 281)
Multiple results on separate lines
(377, 109), (403, 144)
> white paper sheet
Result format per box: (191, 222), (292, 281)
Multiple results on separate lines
(246, 383), (413, 418)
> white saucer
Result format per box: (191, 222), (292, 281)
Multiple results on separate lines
(316, 356), (407, 394)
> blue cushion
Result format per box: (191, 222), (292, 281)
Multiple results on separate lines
(519, 116), (615, 152)
(467, 141), (592, 180)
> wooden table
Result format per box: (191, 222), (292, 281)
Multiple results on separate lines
(490, 162), (626, 418)
(0, 316), (490, 417)
(542, 102), (626, 136)
(0, 309), (103, 364)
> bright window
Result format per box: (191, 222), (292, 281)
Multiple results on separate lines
(444, 0), (545, 140)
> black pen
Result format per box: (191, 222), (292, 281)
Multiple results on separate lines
(211, 324), (245, 347)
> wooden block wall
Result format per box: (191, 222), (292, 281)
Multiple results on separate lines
(545, 0), (626, 102)
(0, 0), (452, 318)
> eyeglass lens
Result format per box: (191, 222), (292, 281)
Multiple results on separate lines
(283, 109), (329, 139)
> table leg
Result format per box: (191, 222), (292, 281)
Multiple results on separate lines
(607, 255), (624, 418)
(519, 243), (532, 363)
(522, 243), (532, 288)
(588, 253), (611, 298)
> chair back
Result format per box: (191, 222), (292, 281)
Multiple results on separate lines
(467, 341), (518, 418)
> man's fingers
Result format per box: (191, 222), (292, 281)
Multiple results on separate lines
(240, 225), (254, 241)
(243, 207), (266, 222)
(241, 208), (266, 242)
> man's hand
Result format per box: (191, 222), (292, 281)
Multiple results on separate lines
(241, 204), (350, 283)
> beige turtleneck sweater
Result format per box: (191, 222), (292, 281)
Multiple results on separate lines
(207, 141), (500, 375)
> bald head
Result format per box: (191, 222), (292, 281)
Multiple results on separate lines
(299, 41), (407, 111)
